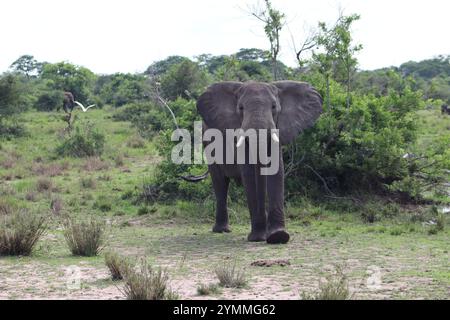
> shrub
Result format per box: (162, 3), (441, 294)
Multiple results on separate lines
(197, 283), (221, 296)
(214, 260), (247, 288)
(121, 259), (179, 300)
(93, 196), (112, 212)
(126, 134), (146, 149)
(104, 251), (130, 280)
(56, 124), (105, 158)
(0, 209), (47, 256)
(301, 265), (352, 300)
(35, 90), (63, 111)
(63, 218), (105, 256)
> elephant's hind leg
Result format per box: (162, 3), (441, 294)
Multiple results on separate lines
(210, 165), (231, 233)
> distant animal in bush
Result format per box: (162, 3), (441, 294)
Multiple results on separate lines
(60, 91), (75, 113)
(183, 81), (322, 244)
(441, 104), (450, 115)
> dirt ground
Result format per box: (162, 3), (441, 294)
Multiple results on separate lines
(1, 222), (448, 300)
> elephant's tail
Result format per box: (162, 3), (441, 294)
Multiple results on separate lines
(180, 171), (209, 183)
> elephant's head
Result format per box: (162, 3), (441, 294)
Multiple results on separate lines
(197, 81), (323, 146)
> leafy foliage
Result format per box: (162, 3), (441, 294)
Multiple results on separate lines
(56, 123), (105, 158)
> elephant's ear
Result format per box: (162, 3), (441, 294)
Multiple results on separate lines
(197, 82), (242, 130)
(273, 81), (323, 145)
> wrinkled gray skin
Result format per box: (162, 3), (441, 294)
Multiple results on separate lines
(197, 81), (323, 244)
(441, 104), (450, 115)
(61, 92), (75, 113)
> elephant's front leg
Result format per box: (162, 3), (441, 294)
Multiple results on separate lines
(209, 164), (231, 233)
(242, 164), (267, 242)
(266, 155), (290, 244)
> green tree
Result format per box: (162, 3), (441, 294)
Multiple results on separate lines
(145, 56), (189, 77)
(160, 60), (209, 100)
(251, 0), (285, 80)
(313, 13), (362, 109)
(9, 55), (43, 78)
(41, 62), (96, 102)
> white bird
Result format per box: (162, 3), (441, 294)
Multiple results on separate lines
(74, 101), (96, 112)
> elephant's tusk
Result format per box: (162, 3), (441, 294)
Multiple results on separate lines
(271, 132), (280, 143)
(236, 136), (245, 148)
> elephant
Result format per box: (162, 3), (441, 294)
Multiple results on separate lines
(441, 104), (450, 115)
(60, 91), (75, 113)
(187, 81), (323, 244)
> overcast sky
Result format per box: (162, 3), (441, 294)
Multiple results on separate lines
(1, 0), (449, 74)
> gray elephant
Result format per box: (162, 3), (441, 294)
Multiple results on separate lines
(187, 81), (322, 244)
(61, 91), (75, 113)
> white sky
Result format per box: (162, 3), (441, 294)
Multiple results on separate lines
(1, 0), (449, 74)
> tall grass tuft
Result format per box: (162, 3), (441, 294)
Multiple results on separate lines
(214, 260), (248, 288)
(121, 259), (179, 300)
(0, 209), (47, 256)
(301, 265), (353, 300)
(63, 218), (105, 256)
(104, 251), (130, 280)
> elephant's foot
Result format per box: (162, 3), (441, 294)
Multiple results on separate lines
(247, 230), (267, 242)
(266, 229), (290, 244)
(212, 224), (231, 233)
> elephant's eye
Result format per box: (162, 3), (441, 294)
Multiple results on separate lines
(272, 103), (276, 110)
(239, 104), (244, 111)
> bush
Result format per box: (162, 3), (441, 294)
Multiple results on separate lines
(35, 90), (63, 111)
(121, 259), (179, 300)
(63, 218), (105, 256)
(56, 124), (105, 158)
(0, 209), (47, 256)
(126, 134), (146, 148)
(284, 77), (426, 198)
(104, 251), (130, 280)
(214, 260), (248, 288)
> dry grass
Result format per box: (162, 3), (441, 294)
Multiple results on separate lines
(0, 199), (15, 215)
(82, 157), (109, 172)
(36, 178), (53, 192)
(197, 283), (222, 296)
(31, 162), (68, 177)
(126, 135), (146, 149)
(50, 197), (63, 215)
(104, 251), (130, 280)
(0, 209), (47, 256)
(121, 259), (179, 300)
(63, 218), (105, 256)
(214, 260), (248, 288)
(300, 265), (353, 300)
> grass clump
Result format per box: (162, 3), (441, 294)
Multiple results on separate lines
(0, 209), (47, 256)
(214, 260), (248, 288)
(301, 265), (353, 300)
(80, 177), (96, 189)
(122, 259), (179, 300)
(56, 125), (105, 158)
(428, 213), (446, 235)
(197, 283), (221, 296)
(36, 178), (53, 192)
(63, 218), (105, 256)
(104, 251), (131, 280)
